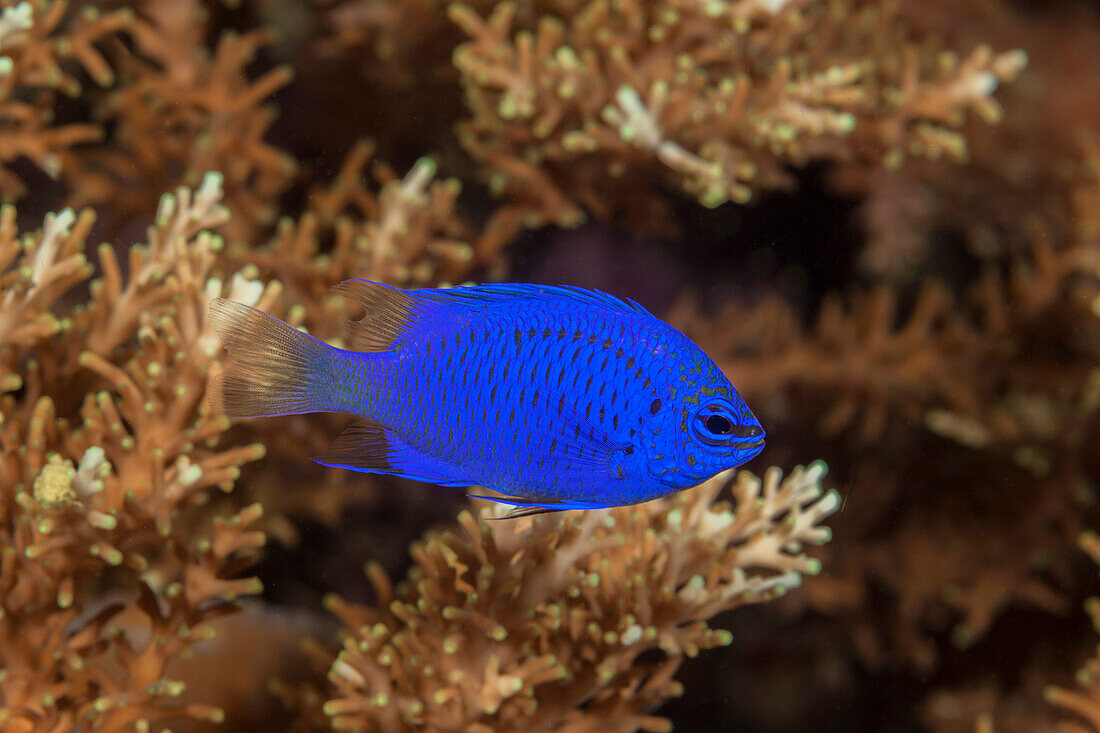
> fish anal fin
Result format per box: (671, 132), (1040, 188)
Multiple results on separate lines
(313, 419), (392, 473)
(332, 280), (414, 352)
(313, 418), (470, 487)
(467, 492), (606, 519)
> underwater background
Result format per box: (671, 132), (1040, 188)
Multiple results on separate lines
(1, 0), (1099, 730)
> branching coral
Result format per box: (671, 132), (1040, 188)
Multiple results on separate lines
(0, 0), (1094, 730)
(1040, 532), (1100, 733)
(321, 463), (838, 731)
(448, 0), (1025, 232)
(0, 0), (130, 199)
(68, 0), (298, 240)
(0, 177), (273, 730)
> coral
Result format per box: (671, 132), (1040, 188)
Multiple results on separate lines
(448, 0), (1024, 232)
(0, 0), (1096, 730)
(0, 177), (269, 730)
(68, 0), (298, 240)
(322, 463), (838, 731)
(0, 0), (129, 200)
(1044, 532), (1100, 733)
(671, 214), (1100, 668)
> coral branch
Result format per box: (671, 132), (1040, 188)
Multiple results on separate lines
(322, 462), (838, 731)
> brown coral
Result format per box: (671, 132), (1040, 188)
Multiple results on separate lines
(323, 463), (838, 731)
(449, 0), (1024, 233)
(0, 177), (269, 730)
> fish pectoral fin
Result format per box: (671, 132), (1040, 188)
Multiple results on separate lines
(312, 419), (470, 487)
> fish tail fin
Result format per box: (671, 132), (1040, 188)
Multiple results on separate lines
(207, 298), (339, 417)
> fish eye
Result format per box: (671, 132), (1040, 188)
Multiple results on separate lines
(704, 414), (733, 435)
(692, 404), (739, 446)
(692, 403), (763, 447)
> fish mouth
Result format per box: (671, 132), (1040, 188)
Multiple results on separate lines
(734, 438), (765, 451)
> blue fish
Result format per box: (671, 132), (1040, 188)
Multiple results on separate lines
(208, 281), (764, 515)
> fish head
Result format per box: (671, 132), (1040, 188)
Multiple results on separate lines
(641, 360), (765, 489)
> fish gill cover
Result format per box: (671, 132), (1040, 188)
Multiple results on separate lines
(0, 0), (1096, 732)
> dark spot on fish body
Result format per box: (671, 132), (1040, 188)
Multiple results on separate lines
(650, 399), (662, 414)
(490, 384), (498, 401)
(573, 331), (582, 341)
(616, 348), (623, 358)
(514, 330), (522, 345)
(557, 366), (566, 387)
(529, 328), (537, 337)
(585, 402), (592, 419)
(571, 346), (583, 364)
(558, 328), (567, 339)
(616, 465), (625, 479)
(588, 335), (598, 344)
(600, 356), (608, 371)
(599, 406), (605, 422)
(520, 386), (526, 403)
(525, 433), (532, 447)
(557, 395), (565, 414)
(602, 338), (612, 349)
(532, 389), (539, 407)
(611, 389), (617, 406)
(508, 408), (515, 426)
(613, 414), (619, 429)
(686, 454), (697, 467)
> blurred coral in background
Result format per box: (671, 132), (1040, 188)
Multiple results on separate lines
(0, 0), (1098, 731)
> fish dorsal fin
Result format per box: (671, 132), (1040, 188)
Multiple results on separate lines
(331, 280), (415, 352)
(418, 282), (655, 319)
(333, 280), (655, 353)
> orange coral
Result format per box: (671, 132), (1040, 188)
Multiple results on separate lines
(449, 0), (1024, 233)
(0, 177), (269, 730)
(0, 0), (129, 200)
(323, 464), (838, 731)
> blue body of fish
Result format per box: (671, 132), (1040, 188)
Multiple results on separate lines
(208, 281), (764, 514)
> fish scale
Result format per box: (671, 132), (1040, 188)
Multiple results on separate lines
(207, 280), (765, 515)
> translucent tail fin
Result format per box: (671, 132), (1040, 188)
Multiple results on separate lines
(207, 298), (337, 417)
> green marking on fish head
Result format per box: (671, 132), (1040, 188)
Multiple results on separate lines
(643, 343), (766, 488)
